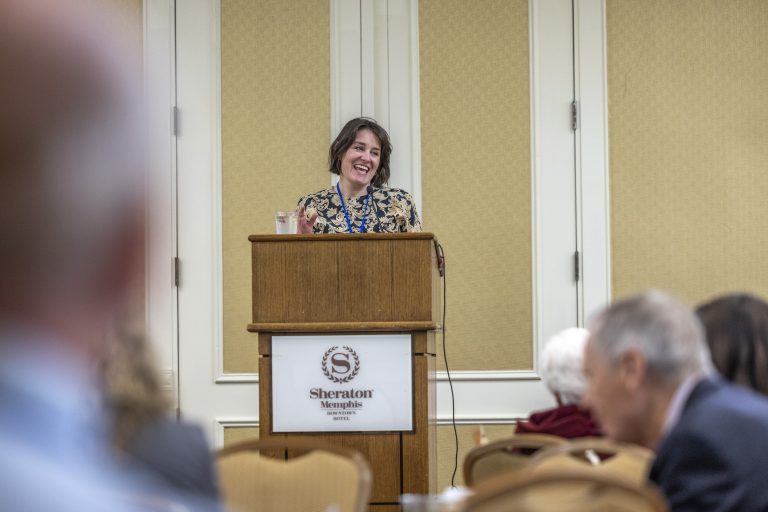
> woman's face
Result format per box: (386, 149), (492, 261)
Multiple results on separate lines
(339, 128), (381, 191)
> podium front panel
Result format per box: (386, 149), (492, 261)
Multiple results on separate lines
(271, 334), (413, 432)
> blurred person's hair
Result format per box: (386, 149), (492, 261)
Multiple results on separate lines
(696, 293), (768, 395)
(590, 290), (713, 386)
(540, 327), (590, 405)
(101, 315), (171, 452)
(0, 0), (144, 314)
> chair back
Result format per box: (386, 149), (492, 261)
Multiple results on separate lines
(529, 437), (654, 485)
(463, 433), (566, 486)
(457, 468), (668, 512)
(216, 438), (372, 512)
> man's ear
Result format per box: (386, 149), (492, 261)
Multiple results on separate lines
(619, 348), (647, 391)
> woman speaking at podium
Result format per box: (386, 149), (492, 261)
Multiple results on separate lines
(297, 117), (421, 234)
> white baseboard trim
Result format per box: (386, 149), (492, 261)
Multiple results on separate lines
(215, 373), (259, 384)
(437, 415), (522, 426)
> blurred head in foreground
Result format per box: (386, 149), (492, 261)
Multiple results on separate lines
(0, 0), (144, 357)
(0, 0), (152, 509)
(696, 292), (768, 396)
(581, 291), (713, 449)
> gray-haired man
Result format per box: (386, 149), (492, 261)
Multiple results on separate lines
(582, 290), (768, 511)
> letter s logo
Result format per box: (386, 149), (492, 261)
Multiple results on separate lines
(322, 345), (360, 383)
(331, 353), (351, 375)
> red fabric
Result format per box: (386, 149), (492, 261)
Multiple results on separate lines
(514, 404), (602, 438)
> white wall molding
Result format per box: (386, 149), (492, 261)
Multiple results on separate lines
(330, 0), (362, 138)
(214, 417), (260, 448)
(215, 373), (259, 384)
(574, 0), (611, 324)
(408, 0), (423, 217)
(214, 369), (539, 385)
(158, 369), (176, 391)
(330, 0), (422, 205)
(529, 0), (579, 360)
(437, 415), (522, 426)
(438, 370), (539, 381)
(176, 0), (259, 441)
(205, 0), (232, 390)
(385, 0), (422, 208)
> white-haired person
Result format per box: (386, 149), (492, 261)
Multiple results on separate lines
(515, 327), (601, 438)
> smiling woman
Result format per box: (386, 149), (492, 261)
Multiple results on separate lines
(296, 117), (422, 234)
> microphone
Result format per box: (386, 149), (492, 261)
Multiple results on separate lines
(366, 185), (382, 233)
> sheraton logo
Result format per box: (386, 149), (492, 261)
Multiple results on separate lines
(321, 345), (360, 383)
(312, 345), (373, 421)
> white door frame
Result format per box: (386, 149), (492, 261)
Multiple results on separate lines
(574, 0), (611, 324)
(145, 0), (178, 404)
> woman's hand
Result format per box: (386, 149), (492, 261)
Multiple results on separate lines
(297, 205), (318, 234)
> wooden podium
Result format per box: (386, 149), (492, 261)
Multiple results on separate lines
(249, 233), (439, 511)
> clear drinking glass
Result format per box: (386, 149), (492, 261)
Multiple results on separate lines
(275, 210), (298, 234)
(401, 488), (472, 512)
(400, 494), (445, 512)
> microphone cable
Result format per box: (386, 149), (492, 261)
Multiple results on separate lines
(434, 241), (458, 487)
(366, 185), (382, 232)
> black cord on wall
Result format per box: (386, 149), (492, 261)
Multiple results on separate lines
(435, 241), (458, 488)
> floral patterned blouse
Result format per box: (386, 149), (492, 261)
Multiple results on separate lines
(297, 186), (422, 234)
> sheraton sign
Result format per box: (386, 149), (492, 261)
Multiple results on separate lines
(271, 334), (413, 432)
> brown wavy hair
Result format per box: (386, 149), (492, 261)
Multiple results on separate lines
(328, 117), (392, 188)
(696, 293), (768, 395)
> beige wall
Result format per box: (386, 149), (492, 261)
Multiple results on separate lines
(218, 0), (768, 497)
(608, 0), (768, 306)
(420, 0), (533, 371)
(221, 0), (330, 372)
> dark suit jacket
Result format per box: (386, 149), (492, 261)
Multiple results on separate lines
(129, 418), (220, 500)
(649, 377), (768, 512)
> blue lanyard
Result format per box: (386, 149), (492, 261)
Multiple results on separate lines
(337, 182), (370, 234)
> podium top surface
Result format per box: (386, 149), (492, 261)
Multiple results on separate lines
(248, 232), (435, 242)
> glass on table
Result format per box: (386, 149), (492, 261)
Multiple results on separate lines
(401, 488), (473, 512)
(401, 495), (443, 512)
(275, 210), (298, 234)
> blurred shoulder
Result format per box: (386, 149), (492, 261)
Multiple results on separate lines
(677, 378), (768, 439)
(692, 378), (768, 412)
(132, 418), (209, 453)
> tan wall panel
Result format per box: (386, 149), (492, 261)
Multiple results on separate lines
(608, 0), (768, 305)
(420, 0), (532, 371)
(223, 426), (260, 447)
(221, 0), (330, 372)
